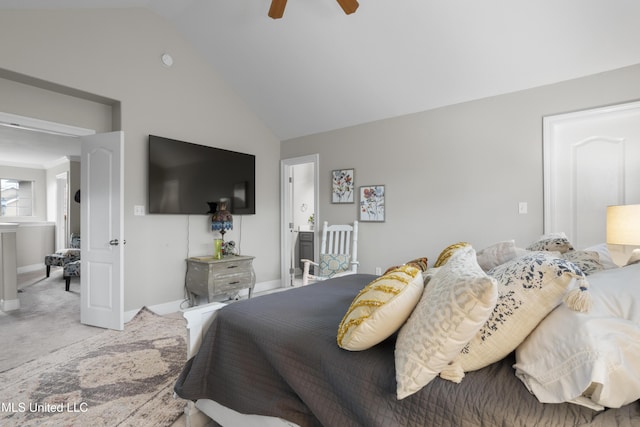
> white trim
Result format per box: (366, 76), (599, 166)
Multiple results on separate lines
(0, 112), (95, 137)
(280, 154), (319, 288)
(17, 263), (45, 275)
(1, 298), (20, 311)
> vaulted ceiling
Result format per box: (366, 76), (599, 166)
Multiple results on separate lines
(2, 0), (640, 144)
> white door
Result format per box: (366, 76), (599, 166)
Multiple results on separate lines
(280, 154), (319, 287)
(80, 131), (124, 330)
(55, 173), (68, 250)
(544, 101), (640, 249)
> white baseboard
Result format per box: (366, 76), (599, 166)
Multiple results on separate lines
(124, 278), (287, 322)
(1, 298), (20, 311)
(17, 263), (45, 274)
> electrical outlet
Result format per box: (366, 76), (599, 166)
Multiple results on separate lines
(375, 267), (382, 275)
(518, 202), (528, 214)
(134, 205), (145, 216)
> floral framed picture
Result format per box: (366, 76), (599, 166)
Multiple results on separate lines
(331, 169), (355, 203)
(359, 185), (385, 222)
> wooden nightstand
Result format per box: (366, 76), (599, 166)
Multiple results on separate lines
(185, 255), (255, 305)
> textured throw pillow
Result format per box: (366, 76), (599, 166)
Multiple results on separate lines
(444, 252), (586, 379)
(433, 242), (470, 267)
(583, 243), (619, 270)
(526, 236), (574, 254)
(337, 265), (424, 351)
(395, 246), (498, 399)
(561, 250), (605, 275)
(476, 240), (518, 271)
(383, 257), (429, 275)
(319, 254), (351, 277)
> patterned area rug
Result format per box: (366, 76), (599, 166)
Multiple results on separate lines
(0, 307), (188, 426)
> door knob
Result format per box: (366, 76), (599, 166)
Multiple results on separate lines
(109, 239), (119, 246)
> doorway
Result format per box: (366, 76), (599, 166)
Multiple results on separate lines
(0, 114), (124, 329)
(280, 154), (319, 287)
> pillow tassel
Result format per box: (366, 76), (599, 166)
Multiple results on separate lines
(563, 278), (592, 313)
(439, 361), (465, 383)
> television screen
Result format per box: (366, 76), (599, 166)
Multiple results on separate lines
(148, 135), (255, 215)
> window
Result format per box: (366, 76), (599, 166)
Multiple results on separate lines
(0, 179), (34, 217)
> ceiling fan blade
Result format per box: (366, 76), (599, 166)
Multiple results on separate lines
(336, 0), (359, 15)
(268, 0), (287, 19)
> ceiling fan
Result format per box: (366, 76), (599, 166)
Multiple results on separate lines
(268, 0), (359, 19)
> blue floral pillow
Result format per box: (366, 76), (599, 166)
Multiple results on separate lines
(319, 254), (351, 277)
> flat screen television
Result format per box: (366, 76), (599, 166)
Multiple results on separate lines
(148, 135), (255, 215)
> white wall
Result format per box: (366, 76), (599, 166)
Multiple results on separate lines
(282, 64), (640, 274)
(0, 8), (281, 310)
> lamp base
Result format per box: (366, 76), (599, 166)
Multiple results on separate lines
(608, 244), (640, 267)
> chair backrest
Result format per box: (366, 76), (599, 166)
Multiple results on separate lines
(320, 221), (358, 273)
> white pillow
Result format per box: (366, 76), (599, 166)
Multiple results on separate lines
(583, 243), (619, 270)
(560, 250), (604, 275)
(515, 263), (640, 410)
(446, 252), (586, 377)
(476, 240), (518, 271)
(337, 265), (423, 351)
(394, 246), (497, 399)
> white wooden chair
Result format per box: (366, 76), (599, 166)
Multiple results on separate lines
(302, 221), (359, 285)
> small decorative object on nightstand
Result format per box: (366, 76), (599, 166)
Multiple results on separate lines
(211, 202), (233, 259)
(185, 255), (255, 306)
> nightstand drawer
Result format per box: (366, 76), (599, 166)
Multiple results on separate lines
(214, 272), (254, 293)
(185, 255), (256, 305)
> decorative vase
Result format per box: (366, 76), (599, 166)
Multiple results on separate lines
(214, 239), (223, 259)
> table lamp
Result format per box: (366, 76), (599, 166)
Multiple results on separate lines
(606, 204), (640, 266)
(211, 202), (233, 258)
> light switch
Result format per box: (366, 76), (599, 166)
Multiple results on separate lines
(134, 205), (145, 216)
(518, 202), (528, 214)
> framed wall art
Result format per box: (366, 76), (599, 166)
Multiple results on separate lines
(359, 185), (385, 222)
(331, 169), (354, 203)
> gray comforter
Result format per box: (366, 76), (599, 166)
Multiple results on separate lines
(174, 274), (640, 427)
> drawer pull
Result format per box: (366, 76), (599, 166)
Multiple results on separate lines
(228, 281), (240, 285)
(227, 265), (238, 269)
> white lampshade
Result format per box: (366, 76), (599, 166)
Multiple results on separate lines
(606, 204), (640, 245)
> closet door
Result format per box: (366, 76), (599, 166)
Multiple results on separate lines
(544, 101), (640, 249)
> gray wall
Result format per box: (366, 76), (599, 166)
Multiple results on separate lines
(0, 8), (281, 310)
(282, 64), (640, 274)
(16, 223), (55, 271)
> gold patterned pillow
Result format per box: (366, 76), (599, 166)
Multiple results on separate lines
(337, 265), (424, 351)
(434, 242), (470, 267)
(383, 257), (428, 275)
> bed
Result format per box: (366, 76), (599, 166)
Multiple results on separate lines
(174, 244), (640, 426)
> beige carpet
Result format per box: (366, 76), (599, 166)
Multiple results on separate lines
(0, 307), (189, 426)
(0, 268), (104, 373)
